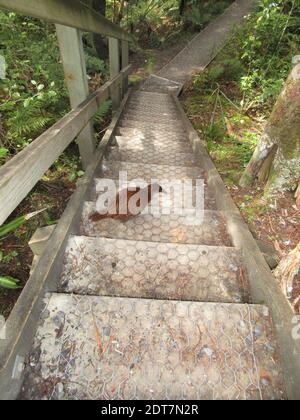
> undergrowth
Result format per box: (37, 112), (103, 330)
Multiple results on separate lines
(185, 0), (300, 188)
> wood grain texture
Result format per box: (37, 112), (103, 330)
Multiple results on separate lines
(0, 0), (131, 41)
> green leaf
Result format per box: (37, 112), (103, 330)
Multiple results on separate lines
(0, 276), (21, 290)
(0, 148), (8, 158)
(68, 172), (77, 182)
(0, 209), (46, 238)
(23, 98), (31, 108)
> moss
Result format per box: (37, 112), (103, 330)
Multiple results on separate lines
(269, 72), (300, 159)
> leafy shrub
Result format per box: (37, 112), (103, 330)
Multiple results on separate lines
(0, 12), (69, 160)
(238, 0), (300, 106)
(193, 57), (245, 92)
(184, 0), (233, 30)
(84, 53), (106, 75)
(204, 121), (227, 143)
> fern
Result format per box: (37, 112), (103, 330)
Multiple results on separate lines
(93, 100), (112, 125)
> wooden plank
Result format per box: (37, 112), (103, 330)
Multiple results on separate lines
(56, 25), (95, 169)
(0, 65), (131, 226)
(109, 37), (121, 109)
(0, 0), (131, 41)
(121, 40), (129, 94)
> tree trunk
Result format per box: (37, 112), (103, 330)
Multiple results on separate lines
(274, 242), (300, 313)
(84, 0), (108, 59)
(179, 0), (187, 16)
(240, 58), (300, 195)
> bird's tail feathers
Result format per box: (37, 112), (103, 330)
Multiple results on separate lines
(89, 212), (109, 222)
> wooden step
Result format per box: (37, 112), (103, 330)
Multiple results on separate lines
(113, 134), (192, 154)
(107, 146), (196, 167)
(129, 90), (175, 101)
(60, 236), (249, 303)
(142, 74), (182, 94)
(100, 160), (205, 182)
(116, 127), (190, 143)
(119, 118), (186, 132)
(121, 112), (179, 124)
(125, 105), (178, 117)
(81, 202), (232, 247)
(20, 294), (286, 400)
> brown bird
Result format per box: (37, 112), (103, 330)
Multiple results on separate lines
(89, 183), (163, 222)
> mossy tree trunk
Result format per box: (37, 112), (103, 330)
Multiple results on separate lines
(274, 242), (300, 313)
(240, 59), (300, 195)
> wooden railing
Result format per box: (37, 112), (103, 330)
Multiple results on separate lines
(0, 0), (132, 41)
(0, 0), (132, 226)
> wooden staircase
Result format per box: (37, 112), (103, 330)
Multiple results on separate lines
(0, 0), (299, 401)
(19, 90), (286, 400)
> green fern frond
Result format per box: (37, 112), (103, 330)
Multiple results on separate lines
(93, 100), (112, 124)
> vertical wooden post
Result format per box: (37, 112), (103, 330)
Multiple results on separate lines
(109, 37), (121, 110)
(121, 40), (129, 95)
(56, 25), (95, 169)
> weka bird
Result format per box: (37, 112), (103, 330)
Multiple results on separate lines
(89, 183), (163, 222)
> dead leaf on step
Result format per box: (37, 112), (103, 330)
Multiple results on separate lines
(171, 228), (185, 242)
(92, 312), (103, 357)
(260, 369), (272, 383)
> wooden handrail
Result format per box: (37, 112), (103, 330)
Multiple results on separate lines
(0, 0), (132, 42)
(0, 65), (131, 226)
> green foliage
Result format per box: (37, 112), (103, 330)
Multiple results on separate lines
(0, 12), (69, 161)
(194, 58), (245, 92)
(0, 10), (109, 169)
(122, 0), (182, 47)
(0, 251), (18, 264)
(129, 74), (144, 85)
(204, 121), (227, 143)
(0, 276), (20, 290)
(84, 52), (107, 75)
(237, 0), (300, 107)
(118, 0), (233, 48)
(0, 209), (47, 239)
(193, 0), (300, 112)
(93, 100), (112, 125)
(184, 0), (233, 30)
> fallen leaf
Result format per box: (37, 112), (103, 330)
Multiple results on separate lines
(92, 313), (103, 356)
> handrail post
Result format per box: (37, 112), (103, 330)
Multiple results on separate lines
(109, 37), (121, 110)
(121, 40), (129, 96)
(56, 25), (95, 169)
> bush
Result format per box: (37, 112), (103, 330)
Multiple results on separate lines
(0, 12), (68, 161)
(184, 0), (233, 30)
(238, 0), (300, 106)
(193, 57), (245, 92)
